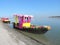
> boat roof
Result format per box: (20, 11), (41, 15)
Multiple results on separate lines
(14, 14), (33, 18)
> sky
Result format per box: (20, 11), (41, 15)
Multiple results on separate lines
(0, 0), (60, 17)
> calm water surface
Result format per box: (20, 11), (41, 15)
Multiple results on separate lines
(10, 17), (60, 45)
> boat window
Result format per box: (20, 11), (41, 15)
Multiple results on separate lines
(25, 17), (28, 22)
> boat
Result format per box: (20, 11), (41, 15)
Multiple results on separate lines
(13, 14), (51, 33)
(1, 18), (10, 23)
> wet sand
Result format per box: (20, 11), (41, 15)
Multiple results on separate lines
(0, 21), (44, 45)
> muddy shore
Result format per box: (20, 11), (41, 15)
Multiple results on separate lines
(0, 21), (50, 45)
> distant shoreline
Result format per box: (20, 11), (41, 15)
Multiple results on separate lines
(49, 16), (60, 18)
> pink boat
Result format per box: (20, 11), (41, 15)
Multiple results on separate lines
(13, 14), (51, 33)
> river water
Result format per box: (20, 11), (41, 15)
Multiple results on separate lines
(10, 17), (60, 45)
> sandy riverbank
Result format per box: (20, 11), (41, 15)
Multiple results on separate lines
(0, 21), (44, 45)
